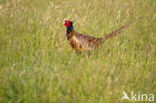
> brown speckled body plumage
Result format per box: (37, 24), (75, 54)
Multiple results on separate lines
(66, 31), (103, 52)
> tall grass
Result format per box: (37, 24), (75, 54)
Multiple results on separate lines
(0, 0), (155, 103)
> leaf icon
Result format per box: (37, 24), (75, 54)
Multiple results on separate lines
(122, 91), (130, 100)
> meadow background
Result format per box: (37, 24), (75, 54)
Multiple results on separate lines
(0, 0), (155, 103)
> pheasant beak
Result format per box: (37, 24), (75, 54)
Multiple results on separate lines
(63, 21), (66, 26)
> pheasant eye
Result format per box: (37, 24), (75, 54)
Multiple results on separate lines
(64, 22), (70, 27)
(64, 20), (71, 27)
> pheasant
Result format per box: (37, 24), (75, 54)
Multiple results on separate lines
(64, 20), (132, 52)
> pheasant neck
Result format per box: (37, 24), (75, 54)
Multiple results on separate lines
(66, 25), (74, 34)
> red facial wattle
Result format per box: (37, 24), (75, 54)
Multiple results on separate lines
(64, 20), (71, 28)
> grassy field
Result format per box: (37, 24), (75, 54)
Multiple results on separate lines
(0, 0), (155, 103)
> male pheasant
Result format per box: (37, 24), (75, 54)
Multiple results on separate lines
(64, 20), (132, 52)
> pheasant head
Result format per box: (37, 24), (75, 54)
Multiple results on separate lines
(64, 20), (74, 33)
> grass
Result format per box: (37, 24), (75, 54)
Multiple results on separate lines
(0, 0), (156, 103)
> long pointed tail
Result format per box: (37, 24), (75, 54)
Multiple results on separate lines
(102, 23), (131, 41)
(101, 21), (134, 41)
